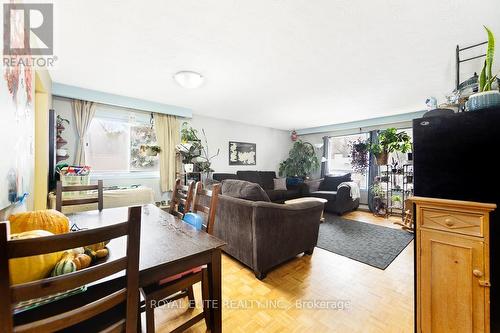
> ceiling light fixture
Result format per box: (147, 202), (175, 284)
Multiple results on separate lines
(173, 71), (204, 89)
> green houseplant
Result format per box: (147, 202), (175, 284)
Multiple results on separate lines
(349, 138), (370, 175)
(369, 128), (411, 165)
(140, 144), (161, 157)
(467, 26), (500, 111)
(279, 140), (319, 178)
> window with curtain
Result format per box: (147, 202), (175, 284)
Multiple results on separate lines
(84, 106), (159, 174)
(327, 133), (369, 190)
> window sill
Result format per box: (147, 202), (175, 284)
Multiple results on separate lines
(90, 171), (160, 180)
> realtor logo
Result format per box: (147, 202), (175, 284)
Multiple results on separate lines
(3, 3), (53, 56)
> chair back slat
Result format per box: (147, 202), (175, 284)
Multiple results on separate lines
(0, 206), (141, 333)
(56, 180), (104, 212)
(14, 289), (127, 333)
(169, 179), (195, 219)
(192, 182), (221, 235)
(11, 258), (128, 303)
(8, 222), (128, 258)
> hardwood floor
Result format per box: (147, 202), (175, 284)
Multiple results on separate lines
(150, 211), (414, 333)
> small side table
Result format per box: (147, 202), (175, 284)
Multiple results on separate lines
(284, 197), (328, 222)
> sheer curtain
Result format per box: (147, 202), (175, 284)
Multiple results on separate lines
(367, 130), (379, 212)
(72, 99), (96, 166)
(154, 113), (180, 192)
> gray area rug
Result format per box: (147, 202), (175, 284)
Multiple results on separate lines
(317, 214), (414, 270)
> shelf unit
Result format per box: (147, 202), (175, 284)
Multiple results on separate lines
(380, 163), (413, 218)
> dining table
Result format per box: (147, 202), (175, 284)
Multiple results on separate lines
(13, 204), (226, 332)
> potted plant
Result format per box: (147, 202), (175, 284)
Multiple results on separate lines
(370, 181), (386, 216)
(194, 129), (220, 182)
(391, 194), (402, 208)
(279, 140), (319, 178)
(467, 26), (500, 111)
(181, 122), (200, 143)
(369, 128), (412, 165)
(140, 144), (161, 156)
(176, 142), (201, 172)
(349, 138), (369, 175)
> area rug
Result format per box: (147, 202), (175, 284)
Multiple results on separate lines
(317, 214), (414, 270)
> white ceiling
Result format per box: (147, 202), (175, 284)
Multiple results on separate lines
(49, 0), (500, 130)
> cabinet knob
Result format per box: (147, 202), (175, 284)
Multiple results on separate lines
(473, 269), (483, 278)
(445, 218), (454, 227)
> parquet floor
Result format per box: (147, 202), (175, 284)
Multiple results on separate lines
(150, 211), (414, 333)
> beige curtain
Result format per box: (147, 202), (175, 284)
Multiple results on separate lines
(154, 114), (180, 192)
(72, 99), (96, 166)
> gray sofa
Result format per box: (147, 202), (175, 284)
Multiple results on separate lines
(304, 174), (360, 215)
(212, 171), (304, 203)
(213, 180), (324, 279)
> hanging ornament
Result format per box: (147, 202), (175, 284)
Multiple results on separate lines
(291, 130), (298, 141)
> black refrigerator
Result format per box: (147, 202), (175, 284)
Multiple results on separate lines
(413, 107), (500, 331)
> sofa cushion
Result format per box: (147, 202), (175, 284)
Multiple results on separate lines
(221, 179), (271, 202)
(258, 171), (277, 190)
(319, 173), (351, 191)
(273, 178), (287, 190)
(213, 173), (238, 182)
(236, 171), (262, 186)
(310, 190), (338, 201)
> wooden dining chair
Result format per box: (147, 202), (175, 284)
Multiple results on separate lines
(0, 206), (142, 333)
(168, 179), (195, 219)
(140, 182), (221, 333)
(56, 180), (104, 212)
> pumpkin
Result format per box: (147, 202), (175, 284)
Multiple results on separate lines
(9, 210), (70, 235)
(9, 230), (64, 285)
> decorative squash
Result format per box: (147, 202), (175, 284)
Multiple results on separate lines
(9, 230), (64, 285)
(95, 248), (109, 259)
(84, 248), (97, 261)
(85, 241), (109, 252)
(51, 256), (77, 277)
(74, 254), (92, 270)
(9, 210), (70, 235)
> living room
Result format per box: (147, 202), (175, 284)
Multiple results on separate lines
(1, 1), (500, 332)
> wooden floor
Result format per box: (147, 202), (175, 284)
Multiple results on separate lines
(150, 211), (414, 333)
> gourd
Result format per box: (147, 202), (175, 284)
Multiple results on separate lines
(9, 210), (70, 235)
(9, 230), (64, 285)
(73, 254), (92, 270)
(51, 256), (77, 277)
(86, 241), (109, 252)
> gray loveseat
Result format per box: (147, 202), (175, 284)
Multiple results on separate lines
(213, 179), (324, 279)
(304, 174), (360, 215)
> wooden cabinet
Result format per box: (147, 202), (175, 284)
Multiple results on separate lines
(413, 197), (496, 333)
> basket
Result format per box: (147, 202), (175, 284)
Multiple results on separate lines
(60, 174), (90, 198)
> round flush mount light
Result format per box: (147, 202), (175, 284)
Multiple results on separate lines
(173, 71), (204, 89)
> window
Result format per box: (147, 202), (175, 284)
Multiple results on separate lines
(84, 107), (159, 175)
(328, 133), (369, 190)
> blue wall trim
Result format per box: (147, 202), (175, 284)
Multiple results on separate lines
(52, 82), (192, 118)
(296, 110), (427, 135)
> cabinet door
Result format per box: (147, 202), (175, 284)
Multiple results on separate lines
(420, 230), (486, 333)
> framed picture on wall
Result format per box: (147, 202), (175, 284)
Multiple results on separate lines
(229, 141), (256, 165)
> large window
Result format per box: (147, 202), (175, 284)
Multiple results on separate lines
(84, 107), (159, 175)
(328, 133), (369, 189)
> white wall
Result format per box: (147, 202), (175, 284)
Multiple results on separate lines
(188, 114), (290, 174)
(52, 96), (291, 201)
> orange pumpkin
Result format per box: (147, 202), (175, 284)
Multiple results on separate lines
(9, 210), (70, 235)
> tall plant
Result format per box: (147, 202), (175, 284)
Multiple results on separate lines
(479, 26), (497, 92)
(279, 140), (319, 178)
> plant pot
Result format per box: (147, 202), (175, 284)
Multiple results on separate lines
(184, 163), (194, 173)
(376, 151), (389, 165)
(467, 90), (500, 111)
(145, 148), (158, 156)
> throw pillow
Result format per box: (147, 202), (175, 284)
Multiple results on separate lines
(273, 178), (287, 190)
(319, 173), (352, 191)
(221, 179), (271, 202)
